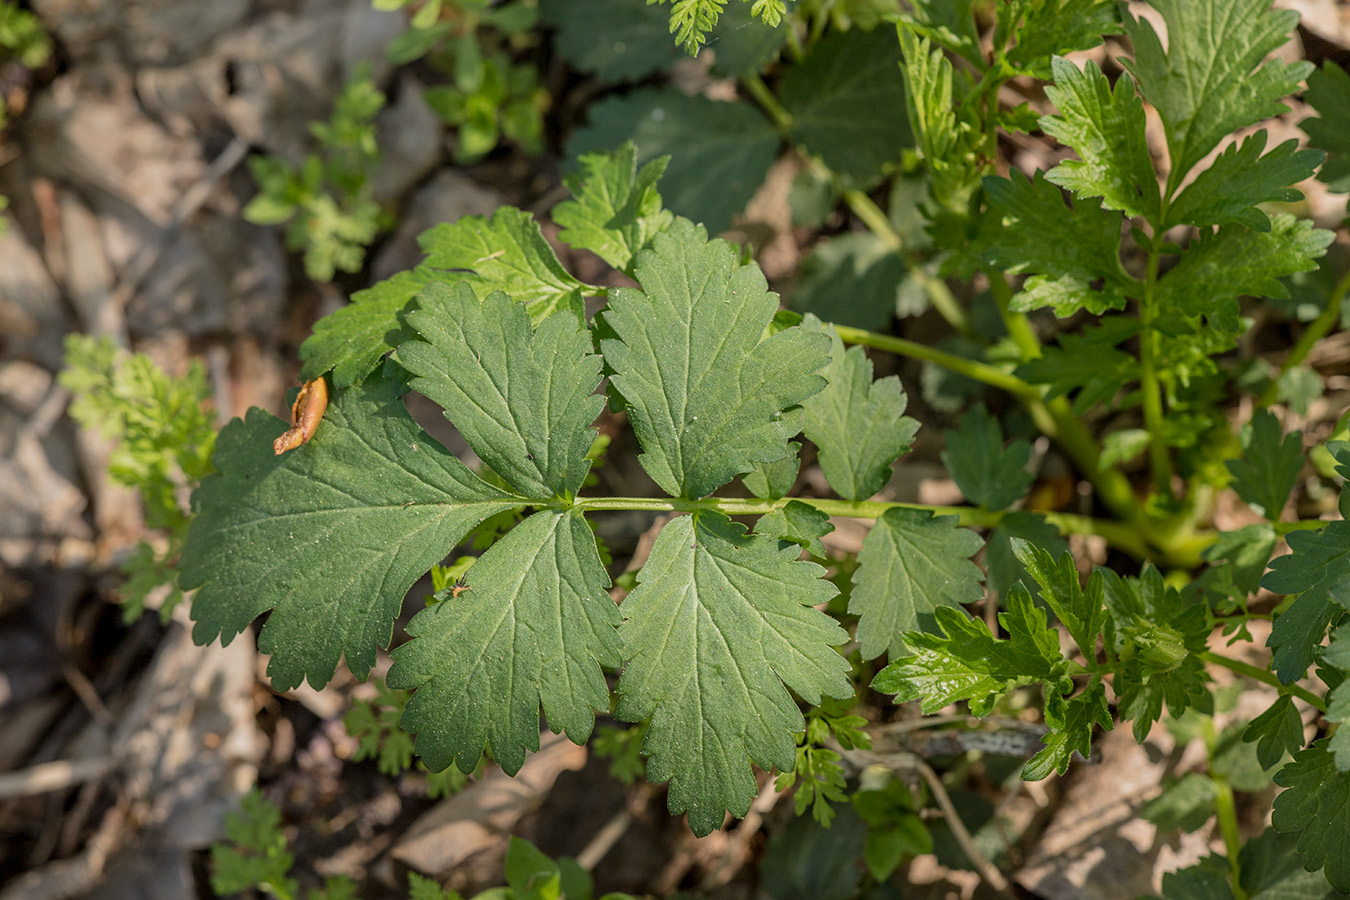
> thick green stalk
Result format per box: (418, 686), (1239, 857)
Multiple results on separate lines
(568, 494), (1155, 560)
(1200, 651), (1327, 712)
(1138, 247), (1173, 499)
(833, 324), (1146, 533)
(840, 188), (973, 336)
(985, 269), (1042, 361)
(1203, 718), (1248, 900)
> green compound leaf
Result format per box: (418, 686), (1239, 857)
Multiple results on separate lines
(1041, 55), (1159, 220)
(1142, 772), (1220, 833)
(388, 509), (621, 776)
(1226, 409), (1302, 520)
(1243, 696), (1306, 771)
(399, 283), (604, 501)
(418, 206), (587, 322)
(300, 269), (427, 388)
(1239, 827), (1350, 900)
(779, 27), (910, 181)
(300, 207), (590, 388)
(1025, 681), (1112, 781)
(1012, 539), (1105, 661)
(1000, 0), (1120, 80)
(1166, 132), (1324, 232)
(602, 218), (830, 499)
(566, 90), (779, 235)
(799, 320), (919, 502)
(1101, 567), (1212, 741)
(1265, 544), (1345, 684)
(614, 511), (851, 836)
(182, 370), (520, 691)
(941, 405), (1033, 512)
(1121, 0), (1311, 184)
(1304, 63), (1350, 194)
(1017, 327), (1137, 414)
(983, 170), (1132, 317)
(872, 586), (1069, 716)
(1156, 214), (1334, 333)
(1272, 741), (1350, 892)
(985, 513), (1067, 605)
(553, 143), (673, 274)
(851, 508), (985, 661)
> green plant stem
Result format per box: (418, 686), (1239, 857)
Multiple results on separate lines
(743, 73), (792, 132)
(1203, 718), (1247, 899)
(1139, 247), (1174, 500)
(568, 494), (1154, 560)
(985, 269), (1041, 361)
(1200, 651), (1327, 712)
(832, 324), (1147, 536)
(1258, 267), (1350, 408)
(840, 188), (974, 337)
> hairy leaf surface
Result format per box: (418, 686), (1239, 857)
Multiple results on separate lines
(1262, 521), (1350, 682)
(800, 321), (918, 501)
(417, 207), (587, 322)
(1272, 742), (1350, 891)
(400, 283), (604, 500)
(1155, 215), (1333, 333)
(1166, 133), (1323, 231)
(553, 143), (672, 273)
(872, 587), (1068, 715)
(1041, 56), (1158, 220)
(614, 512), (851, 836)
(941, 405), (1032, 512)
(851, 508), (984, 660)
(182, 370), (520, 690)
(389, 509), (621, 775)
(300, 270), (427, 388)
(602, 219), (830, 499)
(1121, 0), (1311, 183)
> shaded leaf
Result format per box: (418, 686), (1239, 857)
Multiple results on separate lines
(851, 508), (984, 660)
(1167, 132), (1324, 231)
(779, 27), (910, 181)
(942, 405), (1033, 512)
(1272, 741), (1350, 892)
(1226, 409), (1302, 519)
(567, 90), (779, 234)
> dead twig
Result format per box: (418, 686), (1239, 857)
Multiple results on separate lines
(0, 757), (112, 800)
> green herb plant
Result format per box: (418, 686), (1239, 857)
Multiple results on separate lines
(126, 0), (1350, 895)
(60, 335), (216, 622)
(212, 787), (630, 900)
(377, 0), (548, 162)
(244, 65), (388, 282)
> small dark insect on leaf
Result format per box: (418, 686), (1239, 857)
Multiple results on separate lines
(273, 377), (329, 455)
(450, 580), (471, 599)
